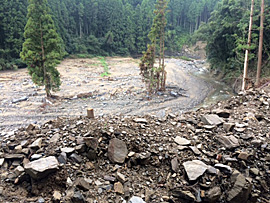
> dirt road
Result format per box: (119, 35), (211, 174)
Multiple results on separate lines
(0, 57), (230, 134)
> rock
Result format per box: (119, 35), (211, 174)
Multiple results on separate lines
(170, 91), (178, 97)
(14, 165), (24, 176)
(116, 172), (126, 183)
(49, 134), (60, 144)
(61, 147), (75, 154)
(183, 160), (209, 181)
(57, 152), (67, 164)
(72, 191), (85, 203)
(12, 96), (28, 104)
(129, 196), (146, 203)
(250, 168), (259, 176)
(251, 139), (262, 147)
(75, 178), (91, 191)
(206, 186), (222, 203)
(223, 122), (235, 132)
(53, 190), (61, 201)
(201, 114), (224, 126)
(227, 173), (252, 203)
(31, 154), (43, 160)
(84, 137), (98, 150)
(26, 123), (39, 132)
(238, 152), (251, 161)
(213, 109), (230, 118)
(171, 157), (179, 172)
(24, 156), (59, 179)
(216, 135), (239, 149)
(70, 153), (82, 163)
(114, 182), (124, 194)
(171, 189), (196, 202)
(86, 149), (96, 160)
(104, 175), (116, 182)
(0, 158), (4, 167)
(133, 118), (148, 124)
(189, 146), (201, 155)
(174, 136), (191, 146)
(214, 164), (232, 174)
(108, 138), (128, 164)
(29, 138), (42, 149)
(4, 154), (24, 160)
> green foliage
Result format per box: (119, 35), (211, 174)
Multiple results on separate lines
(140, 0), (168, 93)
(20, 0), (64, 97)
(99, 57), (110, 77)
(1, 0), (221, 68)
(195, 0), (270, 80)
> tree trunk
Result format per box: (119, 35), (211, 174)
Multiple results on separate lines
(40, 22), (50, 97)
(255, 0), (264, 87)
(242, 0), (254, 91)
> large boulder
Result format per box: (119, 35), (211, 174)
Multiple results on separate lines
(24, 156), (59, 179)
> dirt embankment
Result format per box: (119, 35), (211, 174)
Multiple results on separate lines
(0, 57), (229, 134)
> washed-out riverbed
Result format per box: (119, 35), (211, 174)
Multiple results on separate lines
(0, 57), (232, 134)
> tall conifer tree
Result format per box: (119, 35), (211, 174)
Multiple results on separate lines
(21, 0), (64, 97)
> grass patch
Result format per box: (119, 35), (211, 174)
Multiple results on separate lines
(68, 54), (95, 59)
(179, 56), (193, 61)
(99, 57), (110, 77)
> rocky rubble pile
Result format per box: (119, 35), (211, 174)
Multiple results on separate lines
(0, 89), (270, 202)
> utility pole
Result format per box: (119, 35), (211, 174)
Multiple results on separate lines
(242, 0), (254, 91)
(255, 0), (264, 87)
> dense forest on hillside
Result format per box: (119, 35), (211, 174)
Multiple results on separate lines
(0, 0), (220, 70)
(193, 0), (270, 81)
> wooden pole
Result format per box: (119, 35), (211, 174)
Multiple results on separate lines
(242, 0), (254, 91)
(255, 0), (264, 87)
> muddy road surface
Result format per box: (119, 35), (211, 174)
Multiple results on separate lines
(0, 57), (231, 134)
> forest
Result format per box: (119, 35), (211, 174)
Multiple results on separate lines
(0, 0), (219, 70)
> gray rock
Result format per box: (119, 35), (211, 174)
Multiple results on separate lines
(24, 156), (59, 179)
(171, 189), (196, 202)
(174, 136), (191, 146)
(12, 96), (28, 104)
(171, 157), (179, 172)
(189, 146), (201, 155)
(213, 109), (230, 118)
(183, 160), (209, 181)
(4, 154), (24, 160)
(129, 196), (146, 203)
(72, 191), (85, 203)
(214, 164), (232, 174)
(29, 138), (42, 149)
(227, 173), (252, 203)
(70, 153), (82, 163)
(201, 114), (224, 126)
(216, 135), (239, 149)
(223, 122), (235, 132)
(0, 158), (4, 166)
(206, 186), (222, 203)
(49, 134), (60, 144)
(31, 154), (43, 160)
(75, 177), (91, 191)
(14, 165), (24, 176)
(133, 118), (148, 124)
(57, 152), (67, 164)
(38, 197), (45, 203)
(108, 138), (128, 164)
(61, 147), (75, 154)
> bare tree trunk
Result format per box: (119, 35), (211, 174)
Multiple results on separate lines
(256, 0), (264, 87)
(242, 0), (254, 91)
